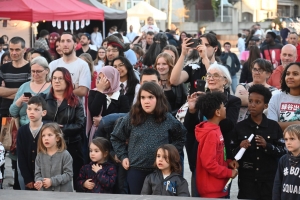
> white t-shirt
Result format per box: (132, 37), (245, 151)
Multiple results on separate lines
(49, 58), (91, 90)
(268, 92), (300, 122)
(140, 25), (159, 33)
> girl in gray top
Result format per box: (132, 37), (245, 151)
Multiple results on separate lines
(34, 123), (73, 192)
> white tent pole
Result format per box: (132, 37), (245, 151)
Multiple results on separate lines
(103, 20), (105, 38)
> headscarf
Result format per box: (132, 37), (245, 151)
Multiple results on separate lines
(99, 66), (120, 94)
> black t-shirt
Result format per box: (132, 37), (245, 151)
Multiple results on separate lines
(0, 62), (31, 114)
(183, 61), (207, 94)
(76, 48), (97, 60)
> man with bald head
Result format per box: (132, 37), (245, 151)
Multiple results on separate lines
(267, 44), (297, 89)
(288, 32), (300, 62)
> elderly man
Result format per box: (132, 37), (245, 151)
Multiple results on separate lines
(287, 32), (300, 62)
(267, 44), (297, 89)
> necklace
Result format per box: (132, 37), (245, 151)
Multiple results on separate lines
(161, 79), (168, 89)
(35, 82), (47, 95)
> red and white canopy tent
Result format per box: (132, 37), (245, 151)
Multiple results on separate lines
(0, 0), (104, 47)
(0, 0), (104, 22)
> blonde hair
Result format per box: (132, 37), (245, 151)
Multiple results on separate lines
(37, 123), (66, 154)
(154, 52), (174, 85)
(79, 53), (94, 79)
(284, 124), (300, 140)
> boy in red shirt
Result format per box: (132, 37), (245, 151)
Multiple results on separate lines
(195, 92), (238, 198)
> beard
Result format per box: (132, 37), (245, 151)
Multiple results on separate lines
(63, 46), (74, 56)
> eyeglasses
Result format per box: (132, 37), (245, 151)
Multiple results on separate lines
(205, 73), (226, 80)
(106, 48), (119, 53)
(31, 69), (45, 74)
(52, 77), (64, 82)
(113, 63), (125, 69)
(98, 51), (106, 54)
(252, 67), (264, 74)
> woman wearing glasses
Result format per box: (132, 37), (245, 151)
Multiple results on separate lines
(41, 67), (85, 190)
(9, 56), (51, 126)
(94, 47), (106, 74)
(170, 33), (221, 95)
(184, 63), (241, 197)
(235, 58), (277, 122)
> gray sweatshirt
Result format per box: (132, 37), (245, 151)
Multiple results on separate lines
(35, 150), (73, 192)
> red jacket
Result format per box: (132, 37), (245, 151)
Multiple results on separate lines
(296, 44), (300, 62)
(267, 65), (284, 89)
(195, 121), (232, 198)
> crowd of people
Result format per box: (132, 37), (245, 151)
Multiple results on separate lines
(0, 17), (300, 200)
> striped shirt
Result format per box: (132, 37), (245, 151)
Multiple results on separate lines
(0, 62), (31, 114)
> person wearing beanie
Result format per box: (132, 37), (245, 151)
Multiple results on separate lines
(76, 33), (97, 60)
(260, 31), (283, 69)
(34, 29), (50, 50)
(105, 35), (126, 66)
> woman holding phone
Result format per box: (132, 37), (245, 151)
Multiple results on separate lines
(170, 33), (221, 94)
(9, 56), (51, 126)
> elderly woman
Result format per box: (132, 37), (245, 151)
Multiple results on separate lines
(235, 58), (277, 122)
(9, 56), (51, 126)
(41, 67), (85, 191)
(184, 63), (241, 197)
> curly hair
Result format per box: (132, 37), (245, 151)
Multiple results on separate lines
(195, 91), (226, 119)
(143, 32), (168, 67)
(281, 62), (300, 93)
(248, 84), (272, 104)
(153, 144), (181, 174)
(130, 82), (169, 126)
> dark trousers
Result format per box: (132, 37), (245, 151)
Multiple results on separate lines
(238, 177), (273, 199)
(127, 168), (153, 194)
(115, 163), (128, 194)
(66, 140), (84, 191)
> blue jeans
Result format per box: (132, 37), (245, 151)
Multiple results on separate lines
(17, 161), (25, 190)
(231, 74), (238, 94)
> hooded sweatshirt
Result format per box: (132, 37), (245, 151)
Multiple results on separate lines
(195, 121), (232, 198)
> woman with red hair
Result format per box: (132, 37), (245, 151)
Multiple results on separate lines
(41, 67), (85, 191)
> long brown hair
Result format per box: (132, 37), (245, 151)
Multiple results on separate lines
(153, 144), (181, 174)
(79, 53), (94, 80)
(162, 45), (179, 63)
(130, 82), (169, 126)
(94, 47), (107, 65)
(37, 123), (66, 154)
(246, 45), (261, 71)
(154, 53), (174, 85)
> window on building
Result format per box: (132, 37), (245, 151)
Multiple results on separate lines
(294, 5), (299, 18)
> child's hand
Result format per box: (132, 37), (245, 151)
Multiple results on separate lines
(83, 179), (95, 190)
(92, 164), (102, 173)
(228, 160), (239, 169)
(240, 139), (251, 149)
(25, 182), (34, 189)
(42, 178), (52, 189)
(255, 135), (267, 148)
(34, 181), (43, 190)
(231, 169), (238, 178)
(122, 158), (130, 170)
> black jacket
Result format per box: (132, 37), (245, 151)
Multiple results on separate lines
(239, 61), (253, 83)
(184, 91), (241, 172)
(231, 114), (285, 181)
(170, 84), (187, 116)
(220, 52), (240, 76)
(141, 170), (190, 196)
(88, 90), (130, 118)
(40, 92), (85, 144)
